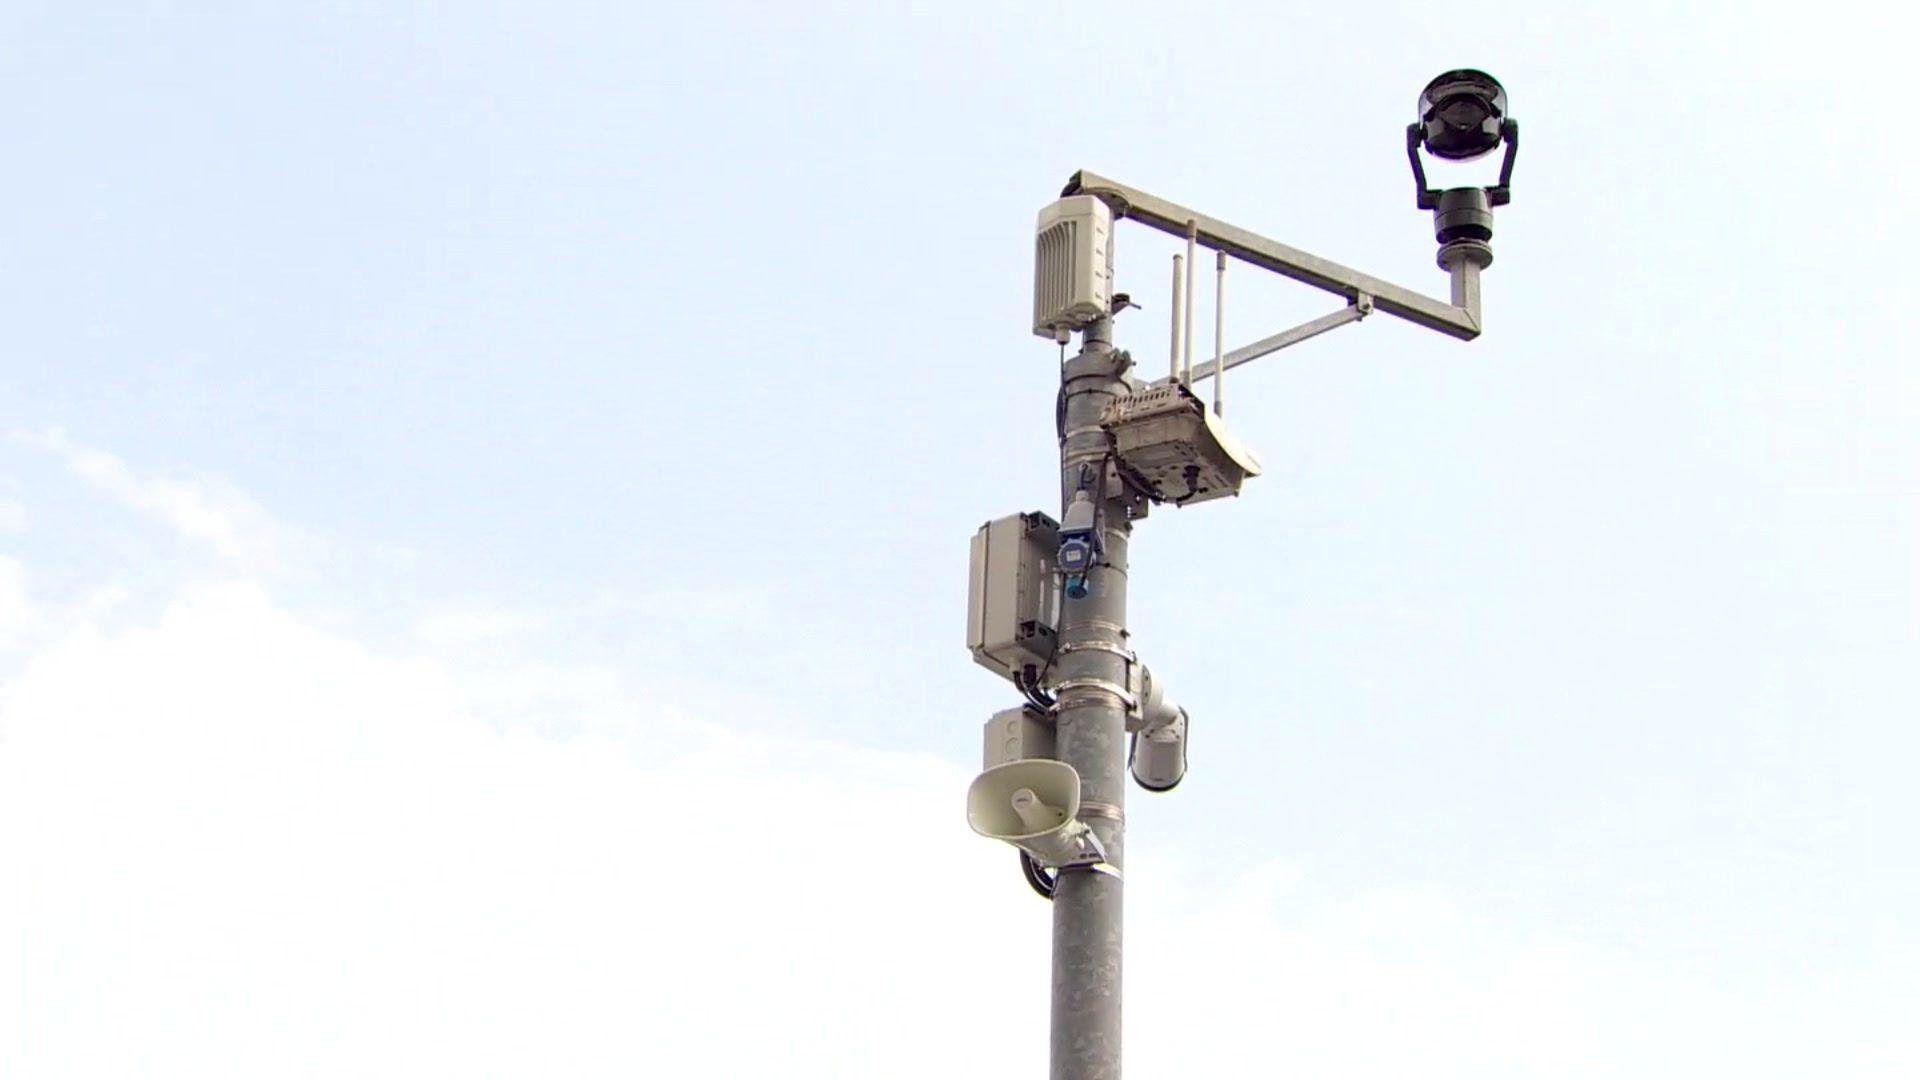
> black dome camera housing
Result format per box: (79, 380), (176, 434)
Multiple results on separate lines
(1418, 69), (1508, 161)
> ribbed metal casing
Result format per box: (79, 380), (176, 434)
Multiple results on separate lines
(1032, 195), (1112, 338)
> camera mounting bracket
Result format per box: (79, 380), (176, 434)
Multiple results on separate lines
(1062, 169), (1484, 343)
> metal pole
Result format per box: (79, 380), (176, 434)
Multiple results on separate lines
(1445, 247), (1486, 324)
(1182, 221), (1197, 385)
(1212, 250), (1226, 416)
(1168, 254), (1185, 384)
(1052, 313), (1130, 1080)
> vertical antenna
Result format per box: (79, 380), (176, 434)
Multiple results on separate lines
(1213, 250), (1227, 415)
(1182, 221), (1197, 387)
(1169, 254), (1185, 384)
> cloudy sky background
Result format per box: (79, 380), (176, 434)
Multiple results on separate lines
(3, 2), (1915, 1077)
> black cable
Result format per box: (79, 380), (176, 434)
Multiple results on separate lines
(1030, 664), (1056, 708)
(1016, 667), (1055, 712)
(1020, 850), (1057, 900)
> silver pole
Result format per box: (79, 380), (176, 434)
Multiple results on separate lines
(1212, 250), (1226, 416)
(1182, 221), (1197, 386)
(1168, 254), (1185, 383)
(1053, 314), (1129, 1080)
(1448, 253), (1483, 323)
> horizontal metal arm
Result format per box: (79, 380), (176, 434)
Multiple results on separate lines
(1064, 169), (1480, 340)
(1178, 296), (1372, 384)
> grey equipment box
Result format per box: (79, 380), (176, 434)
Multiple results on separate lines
(1102, 382), (1262, 505)
(967, 511), (1061, 684)
(983, 705), (1057, 769)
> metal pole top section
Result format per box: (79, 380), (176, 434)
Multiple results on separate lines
(1062, 169), (1481, 340)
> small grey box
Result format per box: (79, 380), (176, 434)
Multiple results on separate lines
(966, 511), (1061, 683)
(982, 705), (1057, 769)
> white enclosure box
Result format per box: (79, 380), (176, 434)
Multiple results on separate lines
(967, 511), (1061, 683)
(1032, 195), (1113, 338)
(982, 705), (1056, 770)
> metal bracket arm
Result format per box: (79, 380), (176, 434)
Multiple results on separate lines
(1178, 294), (1373, 385)
(1063, 169), (1481, 340)
(1410, 120), (1520, 210)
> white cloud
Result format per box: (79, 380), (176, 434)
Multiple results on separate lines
(0, 576), (1051, 1079)
(3, 449), (1915, 1079)
(0, 555), (31, 649)
(10, 428), (288, 572)
(1126, 871), (1906, 1080)
(5, 571), (1916, 1079)
(412, 606), (552, 648)
(588, 584), (776, 639)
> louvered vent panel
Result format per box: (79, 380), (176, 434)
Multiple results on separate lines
(1033, 220), (1076, 334)
(1031, 195), (1111, 339)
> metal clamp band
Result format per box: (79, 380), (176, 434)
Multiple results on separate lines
(1058, 640), (1136, 661)
(1063, 354), (1126, 381)
(1052, 677), (1136, 709)
(1063, 619), (1128, 638)
(1077, 800), (1125, 823)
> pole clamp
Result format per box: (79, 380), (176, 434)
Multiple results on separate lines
(1058, 640), (1135, 661)
(1052, 676), (1136, 710)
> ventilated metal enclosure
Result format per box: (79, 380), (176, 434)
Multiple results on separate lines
(1032, 195), (1112, 338)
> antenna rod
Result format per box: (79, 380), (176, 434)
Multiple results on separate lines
(1169, 254), (1185, 383)
(1213, 251), (1226, 415)
(1182, 221), (1197, 386)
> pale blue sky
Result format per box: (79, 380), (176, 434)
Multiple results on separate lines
(3, 3), (1916, 1076)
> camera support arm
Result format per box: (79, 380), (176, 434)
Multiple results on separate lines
(1061, 169), (1483, 341)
